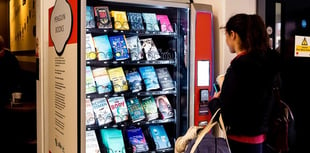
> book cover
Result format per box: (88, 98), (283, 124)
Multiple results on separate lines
(142, 13), (160, 32)
(127, 12), (145, 31)
(156, 15), (174, 32)
(93, 35), (113, 61)
(139, 66), (160, 91)
(110, 10), (130, 30)
(91, 97), (113, 126)
(107, 96), (129, 123)
(140, 38), (161, 61)
(141, 96), (158, 121)
(93, 6), (112, 29)
(155, 67), (175, 91)
(86, 98), (96, 126)
(155, 95), (174, 119)
(85, 33), (97, 60)
(107, 67), (129, 93)
(100, 128), (126, 153)
(148, 125), (171, 150)
(126, 127), (149, 153)
(126, 35), (144, 61)
(86, 130), (101, 153)
(126, 97), (145, 123)
(126, 71), (143, 93)
(86, 6), (96, 29)
(92, 67), (113, 94)
(86, 66), (97, 94)
(108, 35), (130, 61)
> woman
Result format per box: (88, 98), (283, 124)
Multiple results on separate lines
(208, 14), (280, 153)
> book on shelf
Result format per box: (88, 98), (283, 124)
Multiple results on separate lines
(127, 12), (145, 31)
(140, 38), (161, 61)
(86, 66), (97, 94)
(126, 71), (143, 93)
(91, 97), (113, 126)
(86, 98), (96, 126)
(126, 127), (149, 153)
(126, 97), (145, 123)
(93, 35), (113, 61)
(107, 67), (129, 93)
(155, 95), (174, 119)
(142, 13), (160, 32)
(92, 67), (113, 94)
(148, 125), (171, 150)
(155, 67), (175, 91)
(107, 96), (129, 123)
(110, 10), (130, 30)
(85, 33), (97, 60)
(156, 15), (174, 32)
(126, 35), (144, 61)
(93, 6), (112, 29)
(100, 128), (126, 153)
(86, 6), (96, 29)
(86, 130), (101, 153)
(141, 96), (159, 121)
(108, 35), (130, 61)
(138, 66), (160, 91)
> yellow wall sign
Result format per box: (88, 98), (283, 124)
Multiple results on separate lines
(295, 35), (310, 57)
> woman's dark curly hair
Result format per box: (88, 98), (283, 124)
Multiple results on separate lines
(225, 13), (269, 54)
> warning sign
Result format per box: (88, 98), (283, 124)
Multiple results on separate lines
(295, 35), (310, 57)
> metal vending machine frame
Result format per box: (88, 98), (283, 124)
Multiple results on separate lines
(189, 3), (215, 127)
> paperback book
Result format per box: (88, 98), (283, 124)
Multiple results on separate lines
(85, 33), (97, 60)
(86, 66), (97, 94)
(107, 96), (129, 123)
(110, 10), (130, 30)
(86, 6), (96, 29)
(107, 67), (129, 93)
(93, 35), (113, 61)
(126, 127), (149, 153)
(126, 35), (144, 61)
(100, 128), (126, 153)
(148, 125), (171, 150)
(86, 130), (101, 153)
(108, 35), (130, 61)
(126, 97), (145, 123)
(140, 38), (161, 61)
(93, 6), (112, 29)
(156, 15), (174, 32)
(139, 66), (160, 91)
(92, 67), (113, 94)
(127, 12), (145, 31)
(126, 71), (143, 93)
(155, 95), (174, 119)
(141, 96), (158, 121)
(85, 98), (96, 126)
(142, 13), (160, 32)
(91, 97), (113, 126)
(155, 67), (175, 91)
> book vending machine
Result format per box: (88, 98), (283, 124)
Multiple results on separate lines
(82, 0), (192, 152)
(82, 0), (215, 152)
(45, 0), (213, 152)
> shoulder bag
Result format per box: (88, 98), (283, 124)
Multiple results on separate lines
(184, 108), (231, 153)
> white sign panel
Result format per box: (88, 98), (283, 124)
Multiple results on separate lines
(48, 0), (78, 153)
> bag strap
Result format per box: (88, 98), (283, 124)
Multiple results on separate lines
(190, 108), (231, 153)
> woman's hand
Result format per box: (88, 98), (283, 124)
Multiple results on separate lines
(213, 91), (221, 98)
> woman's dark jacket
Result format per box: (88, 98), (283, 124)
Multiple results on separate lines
(208, 49), (280, 136)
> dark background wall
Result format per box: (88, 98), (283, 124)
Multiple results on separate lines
(0, 0), (36, 101)
(0, 0), (10, 48)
